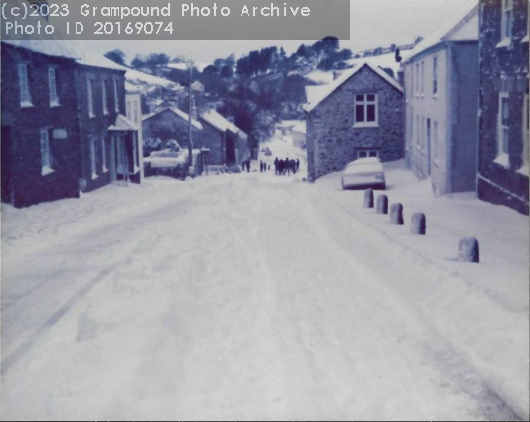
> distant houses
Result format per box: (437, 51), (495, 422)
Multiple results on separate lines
(402, 4), (479, 195)
(1, 40), (142, 208)
(476, 0), (529, 215)
(304, 62), (404, 181)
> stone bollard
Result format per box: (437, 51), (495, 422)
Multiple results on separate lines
(411, 213), (426, 235)
(390, 203), (404, 225)
(363, 189), (374, 208)
(376, 194), (388, 214)
(459, 237), (480, 263)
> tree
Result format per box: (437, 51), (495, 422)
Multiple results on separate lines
(131, 55), (146, 70)
(203, 65), (220, 75)
(104, 49), (126, 66)
(220, 65), (233, 78)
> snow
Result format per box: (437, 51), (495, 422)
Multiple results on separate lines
(142, 107), (203, 130)
(303, 62), (403, 112)
(292, 121), (306, 134)
(305, 70), (335, 84)
(343, 158), (384, 176)
(346, 52), (402, 76)
(402, 1), (478, 63)
(201, 109), (247, 139)
(1, 157), (528, 419)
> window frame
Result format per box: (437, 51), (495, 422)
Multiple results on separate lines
(102, 78), (109, 115)
(18, 63), (32, 107)
(432, 56), (438, 96)
(113, 78), (120, 113)
(521, 93), (529, 172)
(353, 93), (378, 128)
(48, 66), (59, 107)
(40, 128), (54, 175)
(357, 150), (379, 159)
(89, 135), (97, 179)
(420, 61), (425, 95)
(496, 91), (510, 167)
(101, 135), (108, 172)
(497, 0), (514, 48)
(87, 77), (95, 118)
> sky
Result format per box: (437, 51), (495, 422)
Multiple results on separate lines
(84, 0), (478, 68)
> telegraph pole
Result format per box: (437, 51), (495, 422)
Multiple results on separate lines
(188, 63), (193, 169)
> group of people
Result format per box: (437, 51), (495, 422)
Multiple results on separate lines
(274, 157), (300, 176)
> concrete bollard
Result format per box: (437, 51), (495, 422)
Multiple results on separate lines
(411, 213), (426, 235)
(459, 237), (480, 263)
(376, 194), (388, 214)
(390, 203), (404, 225)
(363, 189), (374, 208)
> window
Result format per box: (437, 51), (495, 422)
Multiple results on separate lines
(421, 117), (426, 151)
(497, 92), (510, 164)
(126, 101), (131, 120)
(18, 64), (32, 106)
(101, 136), (107, 172)
(40, 129), (53, 175)
(415, 63), (420, 94)
(102, 79), (108, 115)
(421, 61), (425, 94)
(87, 78), (94, 117)
(113, 79), (119, 113)
(522, 94), (529, 170)
(48, 67), (59, 106)
(501, 0), (513, 40)
(354, 93), (378, 127)
(90, 136), (97, 178)
(358, 150), (379, 159)
(432, 57), (438, 95)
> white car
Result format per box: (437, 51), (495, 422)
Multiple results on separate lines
(341, 157), (386, 190)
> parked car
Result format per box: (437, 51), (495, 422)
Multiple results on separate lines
(341, 157), (386, 190)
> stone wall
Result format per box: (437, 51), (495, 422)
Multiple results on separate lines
(477, 0), (529, 215)
(306, 65), (404, 180)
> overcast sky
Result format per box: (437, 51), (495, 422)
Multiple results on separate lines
(84, 0), (477, 67)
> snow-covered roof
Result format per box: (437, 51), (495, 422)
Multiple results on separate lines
(201, 110), (247, 140)
(2, 40), (80, 60)
(303, 62), (403, 112)
(108, 114), (138, 132)
(292, 122), (306, 134)
(191, 81), (205, 91)
(142, 107), (203, 130)
(346, 51), (401, 76)
(403, 2), (478, 63)
(166, 62), (189, 71)
(305, 70), (335, 85)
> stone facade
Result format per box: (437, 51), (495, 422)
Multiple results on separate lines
(477, 0), (529, 215)
(306, 65), (404, 181)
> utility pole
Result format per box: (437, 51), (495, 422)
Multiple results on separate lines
(188, 63), (193, 169)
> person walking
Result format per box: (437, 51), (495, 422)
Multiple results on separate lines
(274, 158), (279, 175)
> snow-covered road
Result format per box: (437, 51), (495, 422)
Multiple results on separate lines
(1, 171), (528, 420)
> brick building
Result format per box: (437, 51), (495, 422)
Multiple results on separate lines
(304, 62), (404, 181)
(477, 0), (529, 214)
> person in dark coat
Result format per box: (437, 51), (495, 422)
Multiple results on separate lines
(274, 158), (279, 175)
(296, 158), (300, 172)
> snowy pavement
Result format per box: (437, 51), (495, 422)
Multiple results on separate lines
(1, 162), (528, 420)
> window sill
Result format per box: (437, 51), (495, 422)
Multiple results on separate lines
(91, 172), (98, 180)
(50, 101), (61, 108)
(42, 166), (55, 176)
(517, 164), (529, 176)
(521, 35), (529, 43)
(495, 37), (512, 49)
(89, 113), (95, 119)
(353, 123), (379, 129)
(493, 153), (510, 168)
(432, 94), (438, 100)
(21, 101), (34, 108)
(433, 158), (440, 167)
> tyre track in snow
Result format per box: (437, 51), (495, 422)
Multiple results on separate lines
(304, 183), (526, 420)
(1, 180), (226, 378)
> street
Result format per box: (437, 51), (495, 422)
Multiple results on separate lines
(1, 169), (527, 420)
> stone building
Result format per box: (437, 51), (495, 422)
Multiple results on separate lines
(304, 62), (404, 181)
(477, 0), (529, 215)
(1, 40), (141, 207)
(402, 4), (479, 195)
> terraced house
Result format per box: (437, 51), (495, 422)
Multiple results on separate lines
(1, 40), (142, 208)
